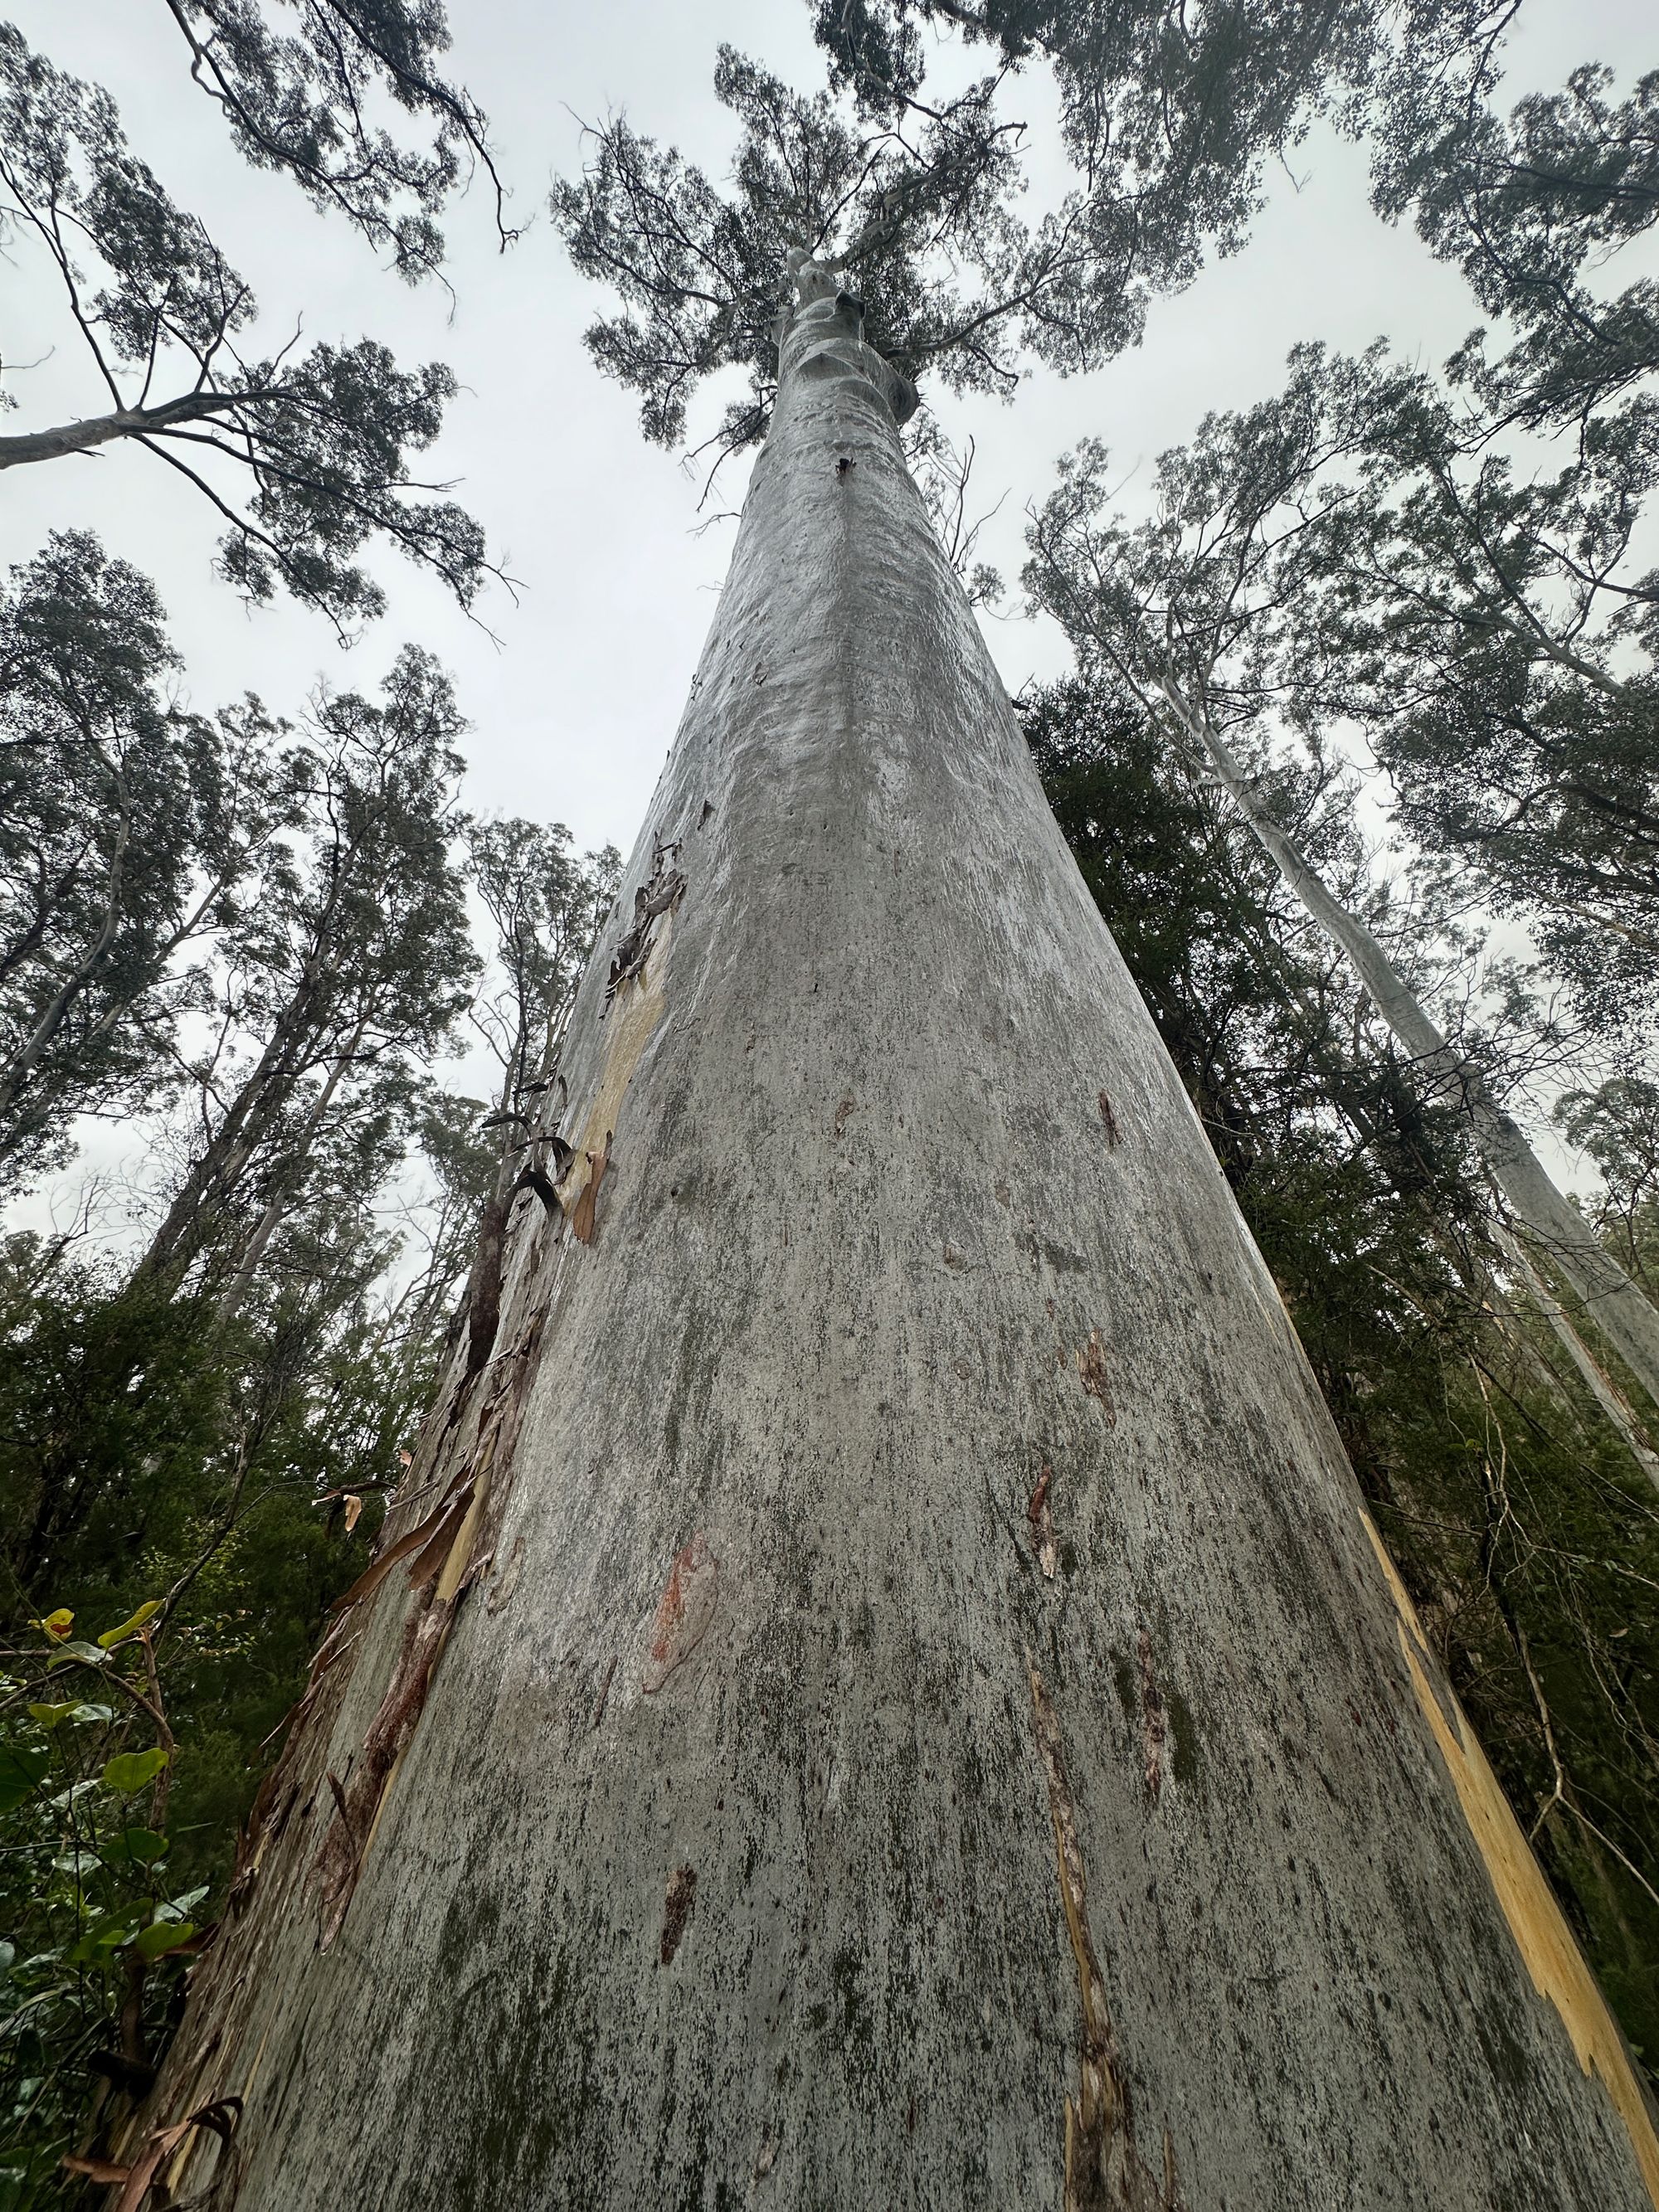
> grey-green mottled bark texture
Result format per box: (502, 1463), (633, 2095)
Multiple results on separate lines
(139, 262), (1659, 2211)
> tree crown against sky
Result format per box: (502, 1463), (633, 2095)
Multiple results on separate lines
(549, 0), (1534, 469)
(158, 0), (516, 279)
(0, 22), (503, 638)
(0, 532), (300, 1190)
(1024, 260), (1659, 1038)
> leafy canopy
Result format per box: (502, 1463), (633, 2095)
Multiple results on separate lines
(0, 25), (495, 636)
(160, 0), (515, 277)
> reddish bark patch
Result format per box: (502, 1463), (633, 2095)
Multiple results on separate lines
(1028, 1655), (1186, 2210)
(1076, 1330), (1116, 1425)
(659, 1864), (697, 1965)
(643, 1533), (720, 1694)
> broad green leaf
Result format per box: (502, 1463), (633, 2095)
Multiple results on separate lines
(100, 1748), (168, 1796)
(46, 1641), (109, 1670)
(97, 1602), (163, 1650)
(27, 1701), (80, 1729)
(106, 1827), (170, 1868)
(28, 1699), (114, 1729)
(134, 1919), (195, 1961)
(47, 1779), (101, 1811)
(67, 1905), (151, 1964)
(0, 1746), (49, 1811)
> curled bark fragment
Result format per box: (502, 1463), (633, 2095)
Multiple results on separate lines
(79, 2093), (243, 2212)
(606, 835), (686, 1005)
(569, 1133), (611, 1246)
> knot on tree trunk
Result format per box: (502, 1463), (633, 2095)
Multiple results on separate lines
(776, 248), (918, 425)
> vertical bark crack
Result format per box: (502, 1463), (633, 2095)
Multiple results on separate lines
(1028, 1654), (1185, 2212)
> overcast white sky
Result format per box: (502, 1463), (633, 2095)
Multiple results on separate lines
(3, 0), (1654, 1220)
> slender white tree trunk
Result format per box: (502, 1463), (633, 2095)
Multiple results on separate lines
(1160, 683), (1659, 1419)
(214, 1023), (367, 1325)
(140, 269), (1659, 2211)
(1498, 1228), (1659, 1494)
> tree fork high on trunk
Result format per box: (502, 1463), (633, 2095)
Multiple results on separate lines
(135, 257), (1659, 2210)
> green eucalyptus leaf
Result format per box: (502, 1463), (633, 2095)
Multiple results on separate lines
(28, 1699), (114, 1728)
(66, 1905), (150, 1965)
(47, 1779), (102, 1811)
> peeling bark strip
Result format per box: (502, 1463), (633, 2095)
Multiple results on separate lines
(1136, 1631), (1168, 1806)
(568, 1131), (611, 1246)
(1358, 1512), (1659, 2203)
(642, 1534), (719, 1693)
(659, 1866), (697, 1965)
(308, 1315), (549, 1948)
(557, 912), (674, 1236)
(1028, 1657), (1185, 2212)
(314, 1598), (454, 1947)
(606, 834), (686, 1005)
(66, 2094), (243, 2210)
(1077, 1331), (1116, 1425)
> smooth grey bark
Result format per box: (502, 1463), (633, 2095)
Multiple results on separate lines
(139, 264), (1659, 2211)
(1155, 680), (1659, 1420)
(0, 391), (237, 469)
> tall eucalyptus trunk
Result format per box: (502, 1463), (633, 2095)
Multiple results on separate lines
(134, 263), (1659, 2212)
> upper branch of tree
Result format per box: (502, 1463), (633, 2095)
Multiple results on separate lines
(0, 27), (499, 637)
(158, 0), (519, 277)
